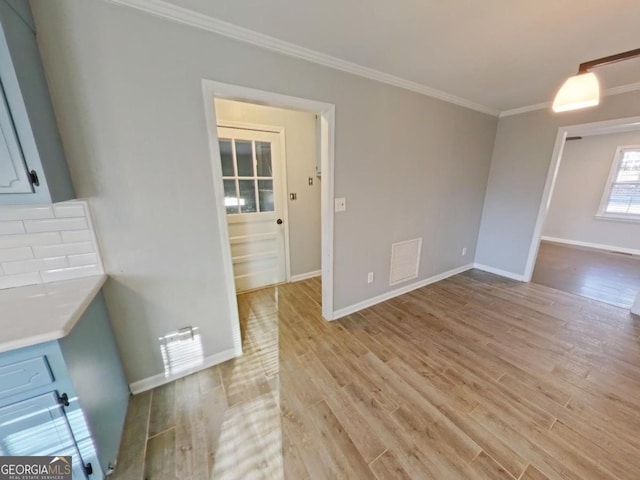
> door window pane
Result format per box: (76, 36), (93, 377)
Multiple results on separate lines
(219, 140), (234, 176)
(235, 141), (254, 177)
(223, 179), (239, 214)
(256, 142), (272, 177)
(258, 180), (274, 212)
(239, 179), (257, 213)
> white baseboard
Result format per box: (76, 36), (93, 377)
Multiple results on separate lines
(290, 270), (321, 282)
(129, 347), (242, 394)
(541, 236), (640, 256)
(473, 263), (526, 281)
(331, 263), (474, 320)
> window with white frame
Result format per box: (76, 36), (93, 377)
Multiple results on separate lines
(598, 146), (640, 220)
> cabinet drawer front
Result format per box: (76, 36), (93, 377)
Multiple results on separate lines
(0, 356), (53, 398)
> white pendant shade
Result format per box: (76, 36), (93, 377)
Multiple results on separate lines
(552, 72), (600, 113)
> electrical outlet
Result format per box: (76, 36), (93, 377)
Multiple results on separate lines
(334, 197), (346, 212)
(462, 247), (467, 256)
(367, 272), (374, 283)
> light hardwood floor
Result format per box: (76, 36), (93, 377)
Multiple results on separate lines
(112, 270), (640, 479)
(111, 288), (281, 480)
(532, 241), (640, 309)
(280, 272), (640, 479)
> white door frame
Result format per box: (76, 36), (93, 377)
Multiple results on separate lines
(523, 114), (640, 282)
(217, 121), (293, 283)
(202, 80), (336, 338)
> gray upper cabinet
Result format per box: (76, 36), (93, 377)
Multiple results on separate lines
(0, 80), (32, 193)
(0, 0), (74, 204)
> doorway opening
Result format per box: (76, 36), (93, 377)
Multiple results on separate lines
(201, 80), (335, 353)
(216, 99), (322, 293)
(525, 115), (640, 309)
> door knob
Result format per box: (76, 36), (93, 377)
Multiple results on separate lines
(276, 219), (283, 225)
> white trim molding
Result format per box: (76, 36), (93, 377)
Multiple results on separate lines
(595, 213), (640, 223)
(290, 270), (321, 282)
(332, 263), (474, 320)
(104, 0), (498, 116)
(129, 347), (241, 394)
(500, 82), (640, 118)
(541, 236), (640, 257)
(472, 263), (526, 281)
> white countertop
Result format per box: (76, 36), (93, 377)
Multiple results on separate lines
(0, 275), (107, 354)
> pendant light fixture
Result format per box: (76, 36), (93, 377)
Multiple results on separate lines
(552, 48), (640, 113)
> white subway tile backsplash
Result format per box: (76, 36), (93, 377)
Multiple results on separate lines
(0, 201), (103, 289)
(68, 253), (98, 267)
(0, 272), (41, 289)
(0, 221), (25, 235)
(61, 230), (92, 243)
(23, 217), (88, 233)
(0, 206), (54, 221)
(33, 242), (93, 259)
(0, 247), (33, 263)
(53, 204), (86, 218)
(0, 232), (61, 249)
(41, 264), (101, 283)
(2, 257), (68, 275)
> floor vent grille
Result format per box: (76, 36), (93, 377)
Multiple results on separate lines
(389, 238), (422, 286)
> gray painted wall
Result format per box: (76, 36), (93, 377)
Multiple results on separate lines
(476, 90), (640, 277)
(214, 99), (321, 277)
(32, 0), (497, 383)
(543, 130), (640, 251)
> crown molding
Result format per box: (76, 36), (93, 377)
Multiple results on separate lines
(498, 101), (550, 118)
(104, 0), (500, 116)
(499, 81), (640, 118)
(605, 81), (640, 97)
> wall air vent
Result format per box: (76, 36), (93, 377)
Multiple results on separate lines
(389, 238), (422, 286)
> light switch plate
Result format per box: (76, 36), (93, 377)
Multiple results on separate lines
(334, 197), (346, 212)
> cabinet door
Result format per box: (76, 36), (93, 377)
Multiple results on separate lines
(0, 80), (32, 194)
(0, 392), (88, 479)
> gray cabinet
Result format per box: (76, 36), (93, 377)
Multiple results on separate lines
(0, 292), (130, 479)
(0, 392), (88, 479)
(0, 0), (74, 204)
(0, 80), (32, 193)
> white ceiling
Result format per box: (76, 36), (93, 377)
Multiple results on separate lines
(168, 0), (640, 113)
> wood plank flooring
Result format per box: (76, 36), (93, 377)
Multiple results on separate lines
(280, 272), (640, 479)
(110, 288), (281, 480)
(111, 270), (640, 479)
(532, 240), (640, 309)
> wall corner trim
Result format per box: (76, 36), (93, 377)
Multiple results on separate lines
(104, 0), (498, 116)
(331, 263), (474, 320)
(128, 346), (241, 394)
(472, 263), (526, 281)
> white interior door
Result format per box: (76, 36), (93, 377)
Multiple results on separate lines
(218, 126), (287, 293)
